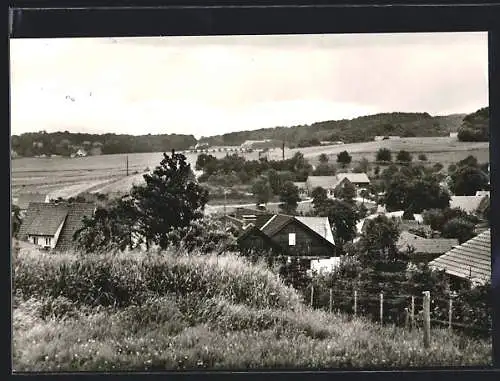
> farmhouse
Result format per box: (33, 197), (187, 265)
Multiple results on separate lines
(429, 229), (491, 289)
(397, 231), (459, 263)
(18, 201), (96, 251)
(237, 214), (336, 258)
(336, 173), (370, 188)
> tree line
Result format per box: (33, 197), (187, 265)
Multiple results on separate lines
(11, 131), (197, 157)
(199, 112), (466, 147)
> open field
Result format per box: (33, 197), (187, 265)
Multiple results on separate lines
(11, 137), (489, 199)
(12, 249), (492, 371)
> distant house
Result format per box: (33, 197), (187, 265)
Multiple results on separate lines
(72, 148), (87, 158)
(194, 142), (210, 150)
(17, 201), (96, 251)
(429, 229), (491, 289)
(450, 195), (488, 214)
(336, 173), (370, 188)
(237, 214), (336, 258)
(374, 136), (401, 141)
(449, 132), (459, 138)
(397, 231), (459, 263)
(306, 173), (370, 198)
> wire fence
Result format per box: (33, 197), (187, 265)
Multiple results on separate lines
(303, 284), (492, 337)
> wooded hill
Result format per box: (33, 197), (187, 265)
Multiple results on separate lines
(199, 112), (467, 147)
(458, 107), (489, 142)
(11, 132), (197, 158)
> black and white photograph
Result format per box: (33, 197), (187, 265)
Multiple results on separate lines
(10, 32), (492, 371)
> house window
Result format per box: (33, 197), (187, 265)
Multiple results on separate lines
(45, 237), (51, 246)
(289, 233), (296, 246)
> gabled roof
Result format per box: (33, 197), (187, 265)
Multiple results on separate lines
(336, 173), (370, 184)
(397, 231), (458, 254)
(429, 229), (491, 284)
(18, 202), (95, 251)
(450, 195), (486, 214)
(306, 176), (339, 190)
(28, 208), (67, 236)
(296, 217), (335, 245)
(13, 193), (48, 210)
(257, 214), (335, 247)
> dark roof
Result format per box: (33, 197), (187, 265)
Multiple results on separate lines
(18, 202), (95, 251)
(260, 214), (294, 236)
(28, 209), (67, 236)
(13, 193), (47, 210)
(429, 229), (491, 284)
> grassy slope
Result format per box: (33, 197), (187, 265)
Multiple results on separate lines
(12, 250), (491, 371)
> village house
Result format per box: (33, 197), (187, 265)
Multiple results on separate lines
(237, 214), (336, 259)
(17, 201), (96, 251)
(429, 229), (491, 289)
(336, 173), (371, 188)
(449, 132), (459, 138)
(306, 173), (370, 198)
(397, 231), (459, 263)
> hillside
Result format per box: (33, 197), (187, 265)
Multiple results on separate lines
(12, 249), (491, 371)
(200, 112), (467, 147)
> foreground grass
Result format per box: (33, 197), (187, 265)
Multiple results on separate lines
(12, 251), (492, 371)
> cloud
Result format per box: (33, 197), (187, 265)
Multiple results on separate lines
(10, 33), (488, 138)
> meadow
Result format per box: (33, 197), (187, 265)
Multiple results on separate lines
(11, 137), (489, 199)
(12, 246), (492, 371)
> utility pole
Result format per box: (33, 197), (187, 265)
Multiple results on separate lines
(223, 189), (227, 226)
(282, 140), (285, 160)
(126, 155), (129, 176)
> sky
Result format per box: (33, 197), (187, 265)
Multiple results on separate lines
(10, 32), (488, 139)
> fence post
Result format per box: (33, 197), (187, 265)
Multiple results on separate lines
(310, 285), (314, 307)
(354, 290), (358, 317)
(448, 296), (453, 331)
(423, 291), (431, 349)
(411, 295), (415, 330)
(379, 292), (384, 324)
(329, 288), (333, 313)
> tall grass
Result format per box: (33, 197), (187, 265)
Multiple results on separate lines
(12, 249), (492, 371)
(13, 250), (301, 310)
